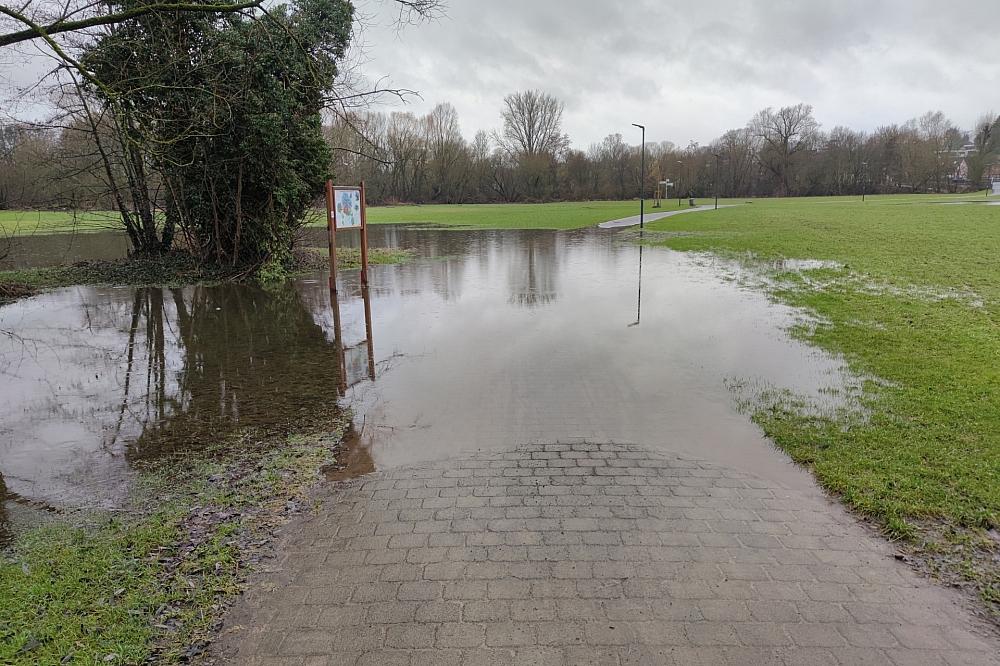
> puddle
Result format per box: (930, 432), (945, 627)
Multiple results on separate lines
(321, 425), (375, 482)
(1, 225), (860, 542)
(767, 258), (843, 272)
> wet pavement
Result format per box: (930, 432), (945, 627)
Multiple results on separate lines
(1, 226), (854, 541)
(209, 442), (1000, 665)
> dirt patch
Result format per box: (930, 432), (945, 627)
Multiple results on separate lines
(897, 520), (1000, 626)
(0, 282), (36, 303)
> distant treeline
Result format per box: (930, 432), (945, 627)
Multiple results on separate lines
(329, 94), (1000, 203)
(2, 92), (998, 212)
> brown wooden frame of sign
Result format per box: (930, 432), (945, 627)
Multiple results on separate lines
(325, 180), (369, 292)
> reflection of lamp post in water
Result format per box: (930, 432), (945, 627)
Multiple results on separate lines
(628, 244), (643, 328)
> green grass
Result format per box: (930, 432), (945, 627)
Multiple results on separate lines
(0, 413), (350, 664)
(645, 195), (999, 611)
(356, 193), (991, 229)
(343, 200), (646, 229)
(0, 210), (119, 236)
(2, 193), (989, 236)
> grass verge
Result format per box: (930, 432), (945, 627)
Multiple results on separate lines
(0, 409), (351, 665)
(645, 197), (999, 617)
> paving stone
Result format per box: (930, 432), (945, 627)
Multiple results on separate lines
(207, 443), (1000, 665)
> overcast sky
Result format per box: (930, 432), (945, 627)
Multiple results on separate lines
(2, 0), (996, 149)
(352, 0), (998, 148)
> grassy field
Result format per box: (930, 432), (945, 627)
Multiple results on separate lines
(362, 200), (642, 228)
(0, 210), (119, 236)
(1, 193), (991, 236)
(359, 193), (992, 228)
(644, 196), (999, 611)
(0, 202), (645, 235)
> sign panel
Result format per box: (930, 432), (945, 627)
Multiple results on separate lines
(334, 188), (363, 229)
(993, 181), (1000, 196)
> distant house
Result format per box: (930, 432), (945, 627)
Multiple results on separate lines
(948, 144), (976, 185)
(954, 158), (970, 182)
(954, 142), (977, 159)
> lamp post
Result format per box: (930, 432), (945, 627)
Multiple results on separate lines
(676, 160), (684, 207)
(712, 153), (722, 210)
(861, 161), (868, 202)
(632, 123), (645, 229)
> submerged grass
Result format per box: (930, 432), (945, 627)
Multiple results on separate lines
(0, 247), (412, 303)
(293, 245), (413, 271)
(646, 197), (1000, 615)
(0, 410), (351, 664)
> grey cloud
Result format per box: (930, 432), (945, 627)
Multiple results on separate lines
(3, 0), (997, 148)
(352, 0), (998, 147)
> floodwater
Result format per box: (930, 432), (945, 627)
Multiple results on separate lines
(0, 231), (131, 270)
(1, 225), (855, 542)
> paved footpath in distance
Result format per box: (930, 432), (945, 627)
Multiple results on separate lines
(597, 205), (735, 229)
(209, 443), (999, 665)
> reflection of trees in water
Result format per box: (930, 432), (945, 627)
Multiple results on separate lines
(0, 472), (10, 546)
(507, 232), (560, 307)
(120, 283), (343, 462)
(0, 472), (60, 547)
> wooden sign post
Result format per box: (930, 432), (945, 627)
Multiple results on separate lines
(325, 179), (369, 292)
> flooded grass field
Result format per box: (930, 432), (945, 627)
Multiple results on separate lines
(0, 225), (858, 542)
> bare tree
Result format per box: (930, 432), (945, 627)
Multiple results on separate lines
(751, 103), (820, 196)
(967, 113), (998, 188)
(593, 133), (630, 199)
(423, 103), (467, 201)
(496, 90), (569, 158)
(712, 128), (758, 197)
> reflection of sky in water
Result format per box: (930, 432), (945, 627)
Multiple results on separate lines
(1, 226), (858, 539)
(331, 229), (854, 490)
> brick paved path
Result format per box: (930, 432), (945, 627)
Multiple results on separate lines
(210, 443), (999, 665)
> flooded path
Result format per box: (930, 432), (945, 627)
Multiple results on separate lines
(334, 228), (848, 490)
(1, 225), (853, 541)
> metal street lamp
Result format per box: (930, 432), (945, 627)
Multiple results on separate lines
(861, 161), (868, 202)
(712, 153), (722, 210)
(676, 160), (684, 207)
(632, 123), (645, 229)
